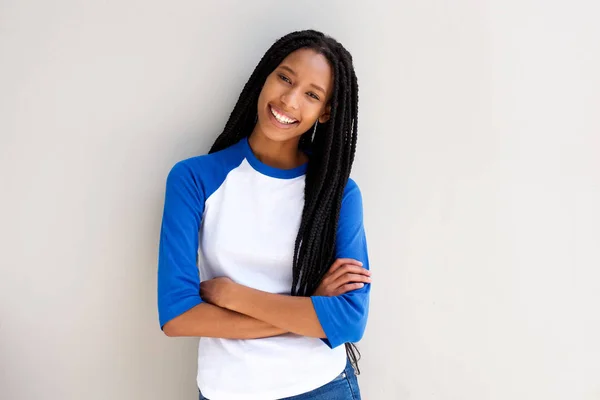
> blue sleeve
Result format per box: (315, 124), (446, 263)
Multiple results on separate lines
(157, 161), (205, 329)
(310, 178), (371, 349)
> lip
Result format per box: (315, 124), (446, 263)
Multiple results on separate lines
(267, 104), (299, 129)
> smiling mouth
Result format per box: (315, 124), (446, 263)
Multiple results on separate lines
(269, 105), (298, 125)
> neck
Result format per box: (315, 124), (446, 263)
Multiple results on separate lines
(247, 130), (308, 170)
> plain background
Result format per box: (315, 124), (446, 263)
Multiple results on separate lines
(1, 1), (599, 399)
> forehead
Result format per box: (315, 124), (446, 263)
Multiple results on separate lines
(277, 48), (333, 91)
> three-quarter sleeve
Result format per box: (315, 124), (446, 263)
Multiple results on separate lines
(157, 161), (205, 329)
(310, 178), (371, 348)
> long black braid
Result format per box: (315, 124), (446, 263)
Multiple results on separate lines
(208, 30), (362, 373)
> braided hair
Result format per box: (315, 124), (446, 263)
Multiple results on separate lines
(208, 29), (361, 373)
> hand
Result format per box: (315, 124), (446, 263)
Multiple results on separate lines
(200, 277), (236, 308)
(313, 258), (371, 297)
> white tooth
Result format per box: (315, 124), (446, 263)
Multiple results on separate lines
(270, 107), (296, 124)
(272, 107), (295, 123)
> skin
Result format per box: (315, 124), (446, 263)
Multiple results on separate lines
(163, 48), (371, 339)
(248, 47), (333, 169)
(199, 260), (371, 339)
(164, 259), (371, 338)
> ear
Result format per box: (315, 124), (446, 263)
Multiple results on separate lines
(318, 103), (331, 124)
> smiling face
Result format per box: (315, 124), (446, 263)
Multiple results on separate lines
(255, 48), (334, 143)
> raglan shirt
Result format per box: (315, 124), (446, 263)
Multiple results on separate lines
(157, 136), (370, 400)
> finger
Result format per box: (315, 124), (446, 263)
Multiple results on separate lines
(332, 273), (372, 288)
(327, 258), (363, 275)
(335, 282), (366, 295)
(329, 264), (370, 282)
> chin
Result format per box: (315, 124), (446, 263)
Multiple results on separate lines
(259, 119), (303, 143)
(261, 128), (299, 143)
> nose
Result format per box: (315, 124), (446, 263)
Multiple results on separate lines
(280, 87), (300, 110)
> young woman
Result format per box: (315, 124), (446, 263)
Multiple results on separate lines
(157, 29), (372, 400)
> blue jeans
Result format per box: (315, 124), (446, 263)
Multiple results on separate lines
(199, 359), (361, 400)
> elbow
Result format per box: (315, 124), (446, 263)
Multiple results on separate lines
(343, 317), (368, 344)
(161, 320), (181, 337)
(327, 320), (367, 349)
(159, 298), (203, 337)
(312, 295), (369, 348)
(348, 326), (366, 343)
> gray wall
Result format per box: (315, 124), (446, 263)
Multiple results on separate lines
(1, 1), (599, 399)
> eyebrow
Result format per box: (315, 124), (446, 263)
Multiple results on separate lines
(279, 65), (326, 95)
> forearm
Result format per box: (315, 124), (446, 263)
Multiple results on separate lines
(224, 285), (326, 339)
(162, 302), (288, 339)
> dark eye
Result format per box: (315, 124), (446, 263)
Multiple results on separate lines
(308, 92), (320, 101)
(278, 74), (291, 84)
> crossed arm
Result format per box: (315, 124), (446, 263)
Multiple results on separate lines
(158, 166), (370, 346)
(162, 286), (321, 339)
(161, 301), (288, 339)
(162, 259), (371, 341)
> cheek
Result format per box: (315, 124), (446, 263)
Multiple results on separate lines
(257, 84), (279, 109)
(301, 104), (324, 123)
(261, 76), (280, 96)
(257, 92), (275, 117)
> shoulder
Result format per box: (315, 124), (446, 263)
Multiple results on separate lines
(343, 177), (360, 193)
(167, 153), (215, 181)
(170, 141), (243, 176)
(342, 177), (363, 203)
(166, 140), (246, 190)
(338, 177), (364, 220)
